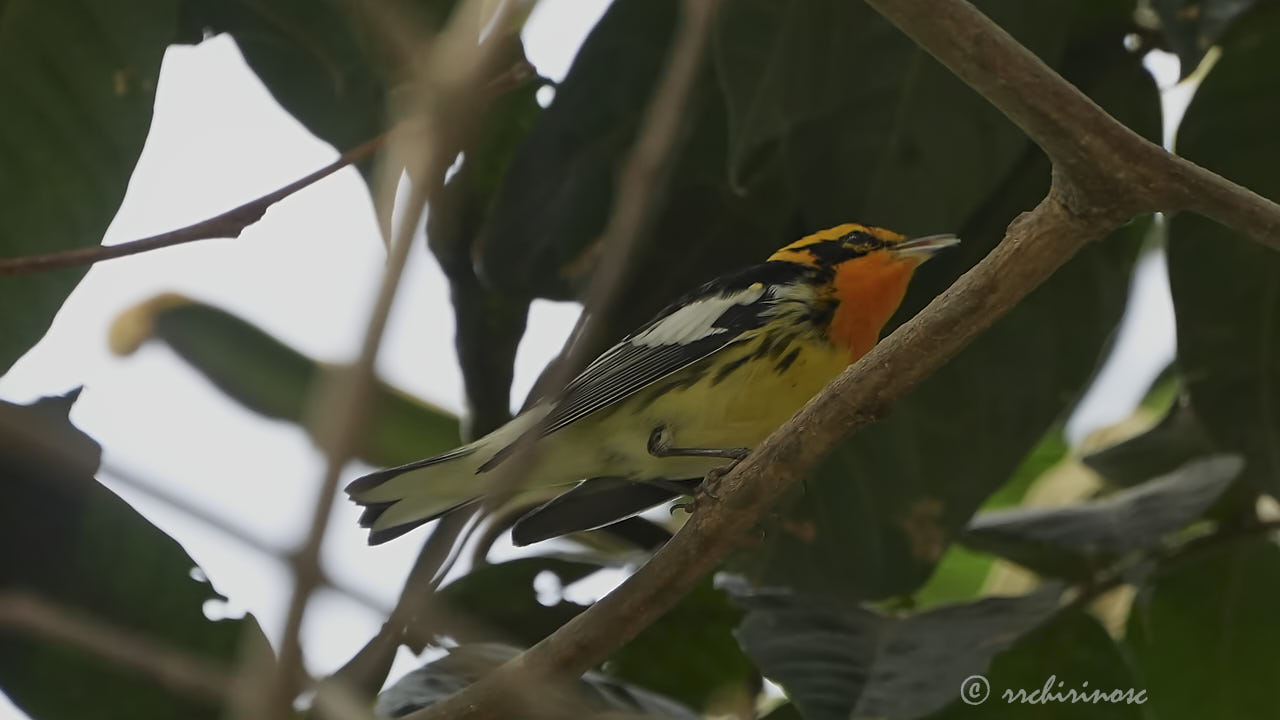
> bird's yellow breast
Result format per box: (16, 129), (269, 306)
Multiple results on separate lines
(634, 333), (848, 460)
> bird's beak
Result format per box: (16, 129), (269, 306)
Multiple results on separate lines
(891, 233), (961, 261)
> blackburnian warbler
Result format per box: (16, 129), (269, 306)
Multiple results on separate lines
(347, 224), (958, 545)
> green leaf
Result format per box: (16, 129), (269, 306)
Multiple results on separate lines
(177, 0), (459, 174)
(374, 644), (699, 719)
(1083, 401), (1217, 487)
(476, 0), (685, 302)
(719, 0), (1074, 232)
(1166, 1), (1280, 499)
(928, 611), (1147, 719)
(738, 3), (1160, 601)
(606, 580), (756, 712)
(729, 580), (1063, 720)
(434, 556), (598, 648)
(1125, 537), (1280, 720)
(912, 428), (1070, 608)
(0, 392), (259, 719)
(0, 0), (176, 373)
(960, 456), (1241, 579)
(1150, 0), (1255, 77)
(110, 294), (460, 466)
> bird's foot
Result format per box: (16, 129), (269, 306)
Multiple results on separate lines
(670, 458), (743, 515)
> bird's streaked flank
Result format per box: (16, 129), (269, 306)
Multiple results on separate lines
(346, 224), (958, 545)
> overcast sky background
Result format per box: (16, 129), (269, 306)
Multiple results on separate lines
(0, 4), (1190, 717)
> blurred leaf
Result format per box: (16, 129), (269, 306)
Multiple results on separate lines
(1166, 1), (1280, 499)
(375, 643), (699, 719)
(1083, 400), (1216, 487)
(606, 580), (756, 712)
(961, 456), (1240, 579)
(1125, 537), (1280, 720)
(0, 0), (176, 374)
(728, 580), (1063, 720)
(0, 392), (259, 719)
(760, 703), (804, 720)
(928, 611), (1146, 719)
(912, 428), (1070, 607)
(434, 556), (598, 647)
(721, 0), (1073, 232)
(1151, 0), (1254, 76)
(110, 294), (460, 466)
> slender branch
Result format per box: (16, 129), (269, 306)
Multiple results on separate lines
(0, 53), (537, 278)
(0, 134), (386, 277)
(267, 0), (519, 714)
(0, 591), (232, 703)
(404, 0), (1280, 718)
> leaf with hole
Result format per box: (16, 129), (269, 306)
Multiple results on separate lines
(0, 392), (263, 720)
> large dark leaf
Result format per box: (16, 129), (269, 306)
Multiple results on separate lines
(729, 580), (1063, 720)
(960, 455), (1240, 579)
(1125, 538), (1280, 720)
(110, 294), (461, 466)
(738, 2), (1160, 601)
(605, 580), (756, 712)
(0, 392), (259, 719)
(374, 643), (698, 720)
(721, 0), (1072, 232)
(928, 611), (1146, 719)
(1150, 0), (1255, 76)
(1166, 1), (1280, 498)
(912, 427), (1070, 608)
(0, 0), (176, 373)
(434, 556), (598, 648)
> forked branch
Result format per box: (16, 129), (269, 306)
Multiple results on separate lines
(406, 0), (1280, 718)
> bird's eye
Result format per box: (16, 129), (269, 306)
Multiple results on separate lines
(840, 230), (880, 251)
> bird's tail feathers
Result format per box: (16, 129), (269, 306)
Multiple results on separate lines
(345, 445), (484, 545)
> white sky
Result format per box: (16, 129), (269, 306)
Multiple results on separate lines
(0, 7), (1183, 718)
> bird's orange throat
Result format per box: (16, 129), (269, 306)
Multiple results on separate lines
(827, 251), (920, 360)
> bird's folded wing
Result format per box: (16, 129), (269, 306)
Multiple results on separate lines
(542, 277), (778, 436)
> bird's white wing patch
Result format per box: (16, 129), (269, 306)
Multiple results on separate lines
(629, 284), (765, 347)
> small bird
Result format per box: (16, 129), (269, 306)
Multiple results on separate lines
(347, 224), (958, 546)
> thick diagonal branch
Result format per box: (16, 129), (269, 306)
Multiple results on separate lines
(404, 0), (1280, 718)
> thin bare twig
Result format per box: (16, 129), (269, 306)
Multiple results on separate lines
(0, 591), (232, 703)
(0, 135), (387, 277)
